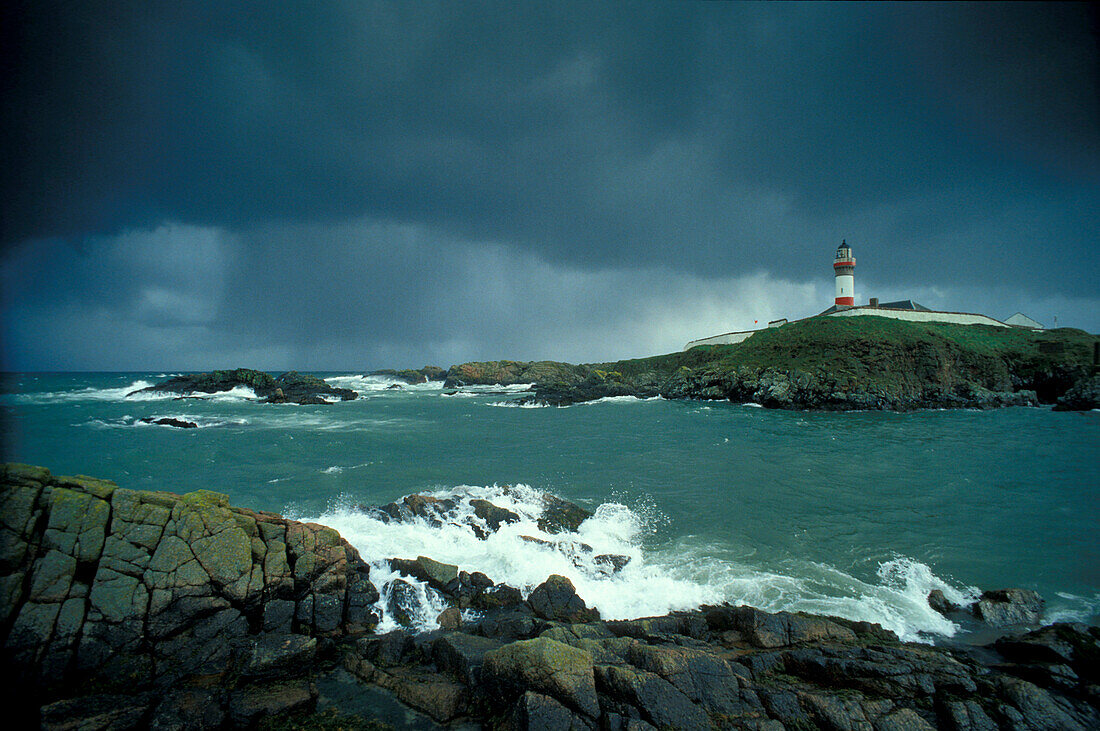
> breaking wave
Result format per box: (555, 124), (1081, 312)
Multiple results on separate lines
(324, 375), (444, 395)
(81, 414), (249, 429)
(298, 484), (977, 642)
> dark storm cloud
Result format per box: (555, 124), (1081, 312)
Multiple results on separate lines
(1, 2), (1098, 369)
(4, 3), (1097, 283)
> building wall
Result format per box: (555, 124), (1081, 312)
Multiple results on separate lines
(826, 308), (1009, 328)
(683, 330), (756, 350)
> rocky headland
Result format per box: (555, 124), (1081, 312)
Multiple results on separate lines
(444, 318), (1099, 411)
(128, 369), (358, 405)
(3, 463), (1099, 730)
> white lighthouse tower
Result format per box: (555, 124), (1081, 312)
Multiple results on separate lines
(833, 240), (855, 307)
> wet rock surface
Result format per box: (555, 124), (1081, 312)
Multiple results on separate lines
(129, 368), (358, 404)
(5, 464), (1100, 729)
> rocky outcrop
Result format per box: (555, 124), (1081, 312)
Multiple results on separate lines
(1053, 374), (1100, 411)
(128, 368), (358, 404)
(138, 417), (198, 429)
(443, 360), (584, 388)
(0, 463), (378, 727)
(6, 464), (1100, 730)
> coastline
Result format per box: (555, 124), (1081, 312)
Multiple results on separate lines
(4, 464), (1098, 729)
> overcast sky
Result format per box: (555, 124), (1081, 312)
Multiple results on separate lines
(2, 1), (1097, 371)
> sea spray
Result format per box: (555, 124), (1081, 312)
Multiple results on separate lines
(324, 374), (445, 395)
(300, 484), (977, 641)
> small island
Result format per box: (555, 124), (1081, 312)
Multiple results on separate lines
(443, 316), (1099, 411)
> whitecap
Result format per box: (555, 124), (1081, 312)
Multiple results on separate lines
(296, 486), (982, 642)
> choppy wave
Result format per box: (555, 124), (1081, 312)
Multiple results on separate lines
(1046, 592), (1100, 624)
(486, 400), (552, 409)
(298, 484), (977, 641)
(577, 395), (663, 406)
(82, 414), (249, 429)
(325, 374), (444, 395)
(321, 462), (374, 475)
(11, 379), (262, 404)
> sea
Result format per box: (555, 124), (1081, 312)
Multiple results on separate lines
(2, 372), (1098, 644)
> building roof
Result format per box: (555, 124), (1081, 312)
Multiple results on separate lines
(817, 300), (929, 316)
(1005, 312), (1044, 329)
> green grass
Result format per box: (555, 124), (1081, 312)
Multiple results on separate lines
(587, 316), (1096, 392)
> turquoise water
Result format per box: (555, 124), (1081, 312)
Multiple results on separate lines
(2, 372), (1098, 641)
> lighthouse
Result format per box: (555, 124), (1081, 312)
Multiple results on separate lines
(833, 240), (855, 307)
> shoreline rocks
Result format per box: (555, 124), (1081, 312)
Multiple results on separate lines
(4, 464), (1099, 730)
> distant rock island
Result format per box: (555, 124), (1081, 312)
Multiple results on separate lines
(3, 464), (1098, 729)
(445, 317), (1100, 410)
(128, 368), (358, 405)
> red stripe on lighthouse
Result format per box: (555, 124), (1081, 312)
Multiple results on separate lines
(835, 296), (854, 306)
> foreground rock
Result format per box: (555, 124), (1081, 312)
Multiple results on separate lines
(128, 368), (358, 404)
(1, 463), (378, 728)
(4, 464), (1100, 730)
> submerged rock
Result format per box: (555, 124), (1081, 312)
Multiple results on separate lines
(139, 416), (199, 429)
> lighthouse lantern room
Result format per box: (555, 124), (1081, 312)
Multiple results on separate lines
(833, 240), (856, 307)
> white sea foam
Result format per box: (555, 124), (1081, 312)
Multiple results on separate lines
(486, 400), (551, 409)
(82, 414), (249, 429)
(298, 484), (975, 641)
(16, 379), (164, 404)
(1046, 592), (1100, 624)
(325, 374), (444, 395)
(577, 395), (663, 406)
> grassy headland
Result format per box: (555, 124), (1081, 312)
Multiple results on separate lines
(445, 316), (1098, 409)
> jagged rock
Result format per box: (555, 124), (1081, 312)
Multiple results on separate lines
(594, 554), (631, 574)
(971, 588), (1044, 627)
(472, 583), (525, 611)
(482, 637), (600, 719)
(507, 690), (596, 730)
(139, 417), (199, 429)
(0, 464), (378, 719)
(389, 555), (459, 590)
(1053, 374), (1100, 411)
(927, 589), (959, 616)
(475, 607), (539, 640)
(471, 498), (521, 532)
(703, 604), (857, 648)
(432, 631), (503, 684)
(528, 575), (600, 623)
(536, 494), (592, 534)
(387, 579), (419, 627)
(437, 606), (462, 630)
(595, 663), (713, 730)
